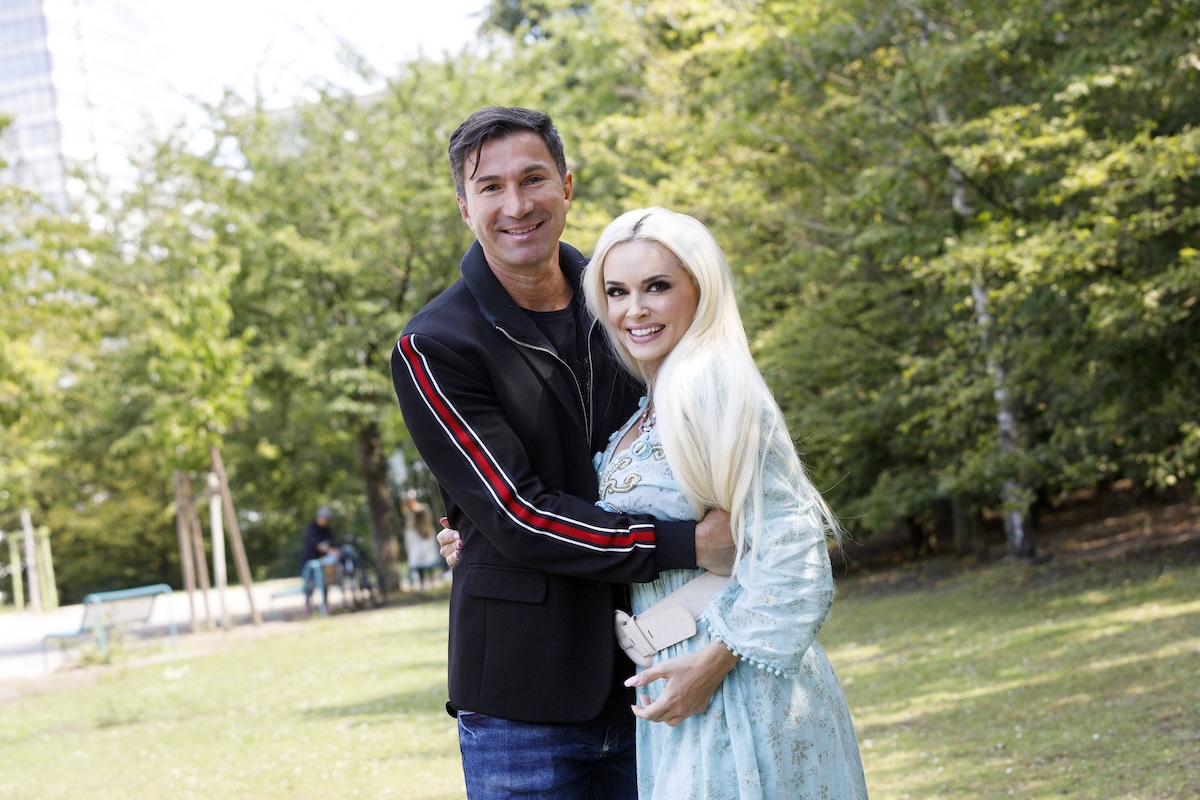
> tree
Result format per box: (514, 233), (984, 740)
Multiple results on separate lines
(9, 0), (1198, 598)
(143, 59), (495, 588)
(483, 0), (1200, 552)
(1, 123), (105, 597)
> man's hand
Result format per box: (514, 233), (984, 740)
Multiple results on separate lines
(437, 517), (462, 568)
(624, 640), (739, 726)
(695, 508), (735, 576)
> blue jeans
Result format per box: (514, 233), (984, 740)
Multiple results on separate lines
(457, 712), (636, 800)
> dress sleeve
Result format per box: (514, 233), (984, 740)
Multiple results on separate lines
(701, 448), (835, 678)
(392, 332), (696, 582)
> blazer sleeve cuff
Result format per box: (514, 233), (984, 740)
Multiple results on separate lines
(652, 519), (697, 570)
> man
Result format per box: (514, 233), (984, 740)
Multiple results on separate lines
(391, 106), (732, 799)
(300, 506), (338, 612)
(301, 507), (337, 563)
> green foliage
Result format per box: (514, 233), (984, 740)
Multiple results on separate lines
(524, 0), (1200, 538)
(0, 186), (98, 510)
(4, 0), (1199, 596)
(207, 62), (501, 574)
(1, 129), (111, 595)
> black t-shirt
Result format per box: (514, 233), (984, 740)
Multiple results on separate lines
(527, 302), (637, 726)
(526, 302), (591, 401)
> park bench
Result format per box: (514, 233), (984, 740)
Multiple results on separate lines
(42, 583), (177, 666)
(269, 558), (339, 619)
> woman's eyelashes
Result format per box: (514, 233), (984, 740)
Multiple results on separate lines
(605, 279), (673, 298)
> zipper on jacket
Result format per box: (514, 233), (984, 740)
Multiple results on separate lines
(495, 325), (593, 443)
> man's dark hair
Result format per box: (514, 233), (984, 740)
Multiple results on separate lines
(449, 106), (568, 201)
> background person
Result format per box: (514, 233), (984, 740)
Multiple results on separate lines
(300, 506), (338, 565)
(402, 497), (442, 590)
(300, 506), (338, 612)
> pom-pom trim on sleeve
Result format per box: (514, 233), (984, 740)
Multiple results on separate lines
(711, 631), (795, 679)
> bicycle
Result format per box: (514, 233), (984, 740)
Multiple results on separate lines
(335, 535), (387, 610)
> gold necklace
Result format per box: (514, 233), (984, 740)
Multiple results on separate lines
(638, 400), (656, 434)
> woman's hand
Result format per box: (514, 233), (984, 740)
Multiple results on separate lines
(437, 518), (462, 568)
(624, 640), (739, 726)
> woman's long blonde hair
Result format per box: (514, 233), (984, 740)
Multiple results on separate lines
(583, 208), (839, 562)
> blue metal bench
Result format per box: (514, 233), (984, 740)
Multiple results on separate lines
(269, 559), (336, 619)
(42, 583), (177, 665)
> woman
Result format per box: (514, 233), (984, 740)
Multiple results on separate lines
(402, 497), (443, 590)
(583, 207), (869, 799)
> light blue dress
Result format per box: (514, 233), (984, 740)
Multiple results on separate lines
(595, 398), (870, 800)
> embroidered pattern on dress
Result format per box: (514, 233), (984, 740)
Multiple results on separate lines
(598, 445), (667, 500)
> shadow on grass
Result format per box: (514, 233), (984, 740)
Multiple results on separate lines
(300, 685), (450, 724)
(831, 559), (1200, 799)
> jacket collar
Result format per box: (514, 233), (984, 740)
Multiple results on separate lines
(460, 240), (590, 343)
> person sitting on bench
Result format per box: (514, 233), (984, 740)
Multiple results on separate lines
(301, 506), (338, 610)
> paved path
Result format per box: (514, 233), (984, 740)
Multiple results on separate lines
(0, 581), (313, 681)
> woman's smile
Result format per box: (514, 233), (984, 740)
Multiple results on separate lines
(603, 240), (700, 377)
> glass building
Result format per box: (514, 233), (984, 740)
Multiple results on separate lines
(0, 0), (165, 212)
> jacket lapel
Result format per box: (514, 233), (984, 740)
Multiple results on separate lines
(461, 241), (591, 434)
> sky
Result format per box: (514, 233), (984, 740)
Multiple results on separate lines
(157, 0), (492, 116)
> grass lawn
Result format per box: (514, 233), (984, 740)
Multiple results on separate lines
(1, 590), (463, 799)
(2, 505), (1198, 799)
(827, 555), (1199, 799)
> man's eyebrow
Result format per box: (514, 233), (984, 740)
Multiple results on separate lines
(469, 163), (552, 185)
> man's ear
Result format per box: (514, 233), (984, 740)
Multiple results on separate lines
(457, 195), (473, 228)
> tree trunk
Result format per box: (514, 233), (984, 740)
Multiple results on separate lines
(936, 103), (1034, 561)
(356, 420), (401, 591)
(969, 282), (1034, 559)
(210, 446), (262, 625)
(951, 494), (973, 557)
(921, 9), (1034, 561)
(20, 509), (42, 614)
